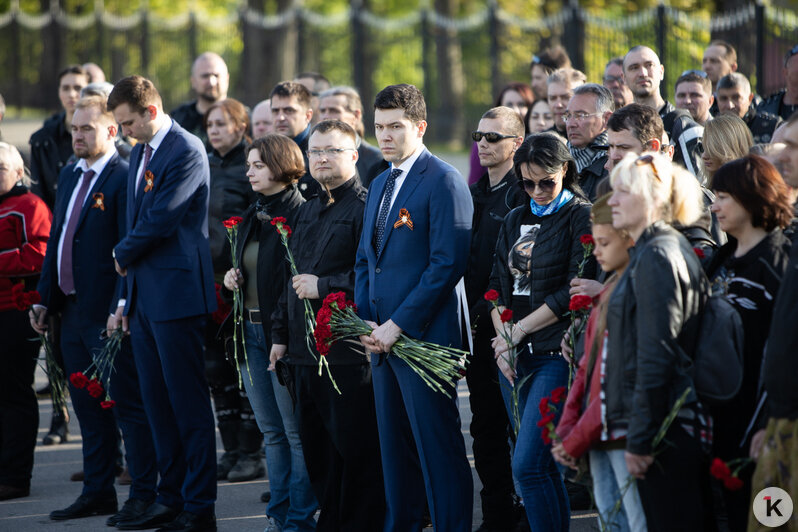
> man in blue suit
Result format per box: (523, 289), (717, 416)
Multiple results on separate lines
(355, 84), (474, 531)
(107, 76), (217, 532)
(31, 95), (158, 523)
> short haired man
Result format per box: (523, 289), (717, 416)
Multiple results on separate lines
(603, 57), (633, 109)
(565, 83), (613, 201)
(547, 68), (587, 136)
(294, 72), (331, 125)
(623, 45), (704, 178)
(269, 81), (320, 199)
(756, 44), (798, 122)
(30, 65), (89, 209)
(355, 84), (473, 531)
(107, 75), (218, 531)
(674, 71), (714, 125)
(251, 99), (272, 138)
(465, 106), (525, 531)
(82, 62), (106, 84)
(32, 96), (157, 525)
(530, 45), (572, 100)
(271, 119), (385, 531)
(717, 73), (783, 144)
(170, 52), (230, 148)
(318, 86), (389, 187)
(702, 40), (738, 92)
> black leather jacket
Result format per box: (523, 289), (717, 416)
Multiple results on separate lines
(605, 221), (708, 455)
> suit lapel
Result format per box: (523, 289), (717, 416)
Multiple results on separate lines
(128, 144), (143, 225)
(377, 150), (429, 258)
(363, 169), (390, 262)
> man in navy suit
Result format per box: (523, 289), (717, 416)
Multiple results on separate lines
(31, 95), (157, 523)
(355, 84), (474, 531)
(107, 76), (217, 532)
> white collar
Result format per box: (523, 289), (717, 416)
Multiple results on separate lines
(75, 148), (116, 176)
(391, 143), (426, 175)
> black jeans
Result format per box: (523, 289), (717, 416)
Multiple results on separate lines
(465, 311), (516, 526)
(293, 363), (385, 532)
(0, 309), (40, 488)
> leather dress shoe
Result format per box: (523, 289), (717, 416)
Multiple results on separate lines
(50, 493), (118, 520)
(107, 498), (153, 527)
(116, 502), (180, 530)
(0, 484), (29, 501)
(156, 510), (216, 531)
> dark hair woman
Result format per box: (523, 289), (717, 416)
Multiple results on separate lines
(0, 143), (51, 501)
(222, 134), (317, 529)
(607, 151), (714, 531)
(706, 155), (793, 532)
(487, 132), (596, 530)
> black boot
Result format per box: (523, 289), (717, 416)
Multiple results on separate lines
(43, 408), (68, 445)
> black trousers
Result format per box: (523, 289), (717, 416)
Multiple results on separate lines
(465, 311), (516, 526)
(293, 363), (385, 532)
(0, 309), (40, 489)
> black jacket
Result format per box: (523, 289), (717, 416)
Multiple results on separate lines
(222, 185), (305, 344)
(605, 222), (708, 455)
(465, 170), (526, 322)
(488, 194), (596, 353)
(272, 176), (367, 365)
(660, 101), (703, 180)
(170, 100), (210, 150)
(207, 142), (256, 276)
(357, 138), (389, 189)
(742, 107), (783, 144)
(292, 125), (322, 200)
(29, 111), (73, 209)
(757, 90), (797, 122)
(578, 155), (609, 203)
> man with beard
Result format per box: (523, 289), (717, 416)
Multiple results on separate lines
(270, 119), (384, 531)
(171, 52), (230, 149)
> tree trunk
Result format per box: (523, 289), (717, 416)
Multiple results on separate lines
(431, 0), (465, 149)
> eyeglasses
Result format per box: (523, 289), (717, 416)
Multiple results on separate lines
(472, 131), (517, 143)
(635, 154), (662, 182)
(307, 148), (356, 157)
(518, 178), (557, 193)
(603, 75), (624, 84)
(680, 69), (708, 78)
(562, 112), (602, 123)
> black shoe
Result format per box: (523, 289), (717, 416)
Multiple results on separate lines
(226, 452), (265, 482)
(156, 511), (216, 531)
(116, 502), (180, 530)
(50, 494), (118, 521)
(260, 490), (271, 503)
(0, 484), (29, 501)
(43, 414), (69, 445)
(216, 450), (237, 481)
(107, 498), (153, 527)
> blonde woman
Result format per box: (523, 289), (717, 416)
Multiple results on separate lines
(699, 114), (753, 185)
(606, 152), (714, 531)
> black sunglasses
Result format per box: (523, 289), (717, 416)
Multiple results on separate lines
(472, 131), (517, 143)
(680, 69), (708, 78)
(518, 178), (557, 193)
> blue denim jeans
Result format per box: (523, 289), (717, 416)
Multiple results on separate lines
(499, 349), (570, 531)
(589, 448), (647, 532)
(242, 321), (317, 532)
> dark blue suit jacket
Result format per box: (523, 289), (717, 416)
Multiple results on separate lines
(114, 120), (216, 321)
(38, 152), (128, 324)
(355, 148), (473, 348)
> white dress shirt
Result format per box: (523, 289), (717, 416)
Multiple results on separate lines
(380, 143), (426, 215)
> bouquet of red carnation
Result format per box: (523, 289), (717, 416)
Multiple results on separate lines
(223, 216), (251, 387)
(13, 283), (67, 412)
(564, 234), (596, 389)
(709, 457), (752, 491)
(70, 328), (126, 409)
(315, 292), (467, 395)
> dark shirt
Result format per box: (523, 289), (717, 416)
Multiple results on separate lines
(29, 111), (73, 209)
(170, 100), (210, 150)
(757, 90), (798, 122)
(291, 125), (322, 200)
(357, 138), (389, 189)
(742, 107), (783, 145)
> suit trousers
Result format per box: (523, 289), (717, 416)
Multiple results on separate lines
(372, 354), (473, 532)
(0, 309), (39, 489)
(130, 305), (216, 515)
(293, 363), (385, 532)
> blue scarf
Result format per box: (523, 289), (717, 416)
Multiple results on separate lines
(529, 189), (573, 217)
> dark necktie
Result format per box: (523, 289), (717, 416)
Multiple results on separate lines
(375, 168), (402, 256)
(136, 144), (153, 196)
(59, 169), (95, 295)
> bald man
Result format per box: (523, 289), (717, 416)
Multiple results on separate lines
(171, 52), (230, 149)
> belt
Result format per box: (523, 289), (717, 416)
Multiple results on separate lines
(245, 308), (261, 324)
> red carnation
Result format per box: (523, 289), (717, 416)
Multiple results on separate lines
(538, 396), (550, 416)
(569, 295), (592, 312)
(693, 247), (706, 259)
(541, 430), (552, 445)
(500, 309), (513, 323)
(87, 379), (104, 398)
(580, 234), (595, 246)
(723, 476), (744, 491)
(536, 412), (556, 427)
(26, 291), (42, 306)
(551, 386), (567, 404)
(11, 282), (24, 296)
(323, 292), (347, 310)
(100, 400), (116, 410)
(710, 457), (732, 480)
(70, 372), (89, 389)
(223, 216), (243, 229)
(270, 217), (287, 225)
(484, 289), (499, 302)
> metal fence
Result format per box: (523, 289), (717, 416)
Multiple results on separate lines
(1, 0), (797, 145)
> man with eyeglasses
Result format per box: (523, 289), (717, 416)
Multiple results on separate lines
(603, 57), (633, 110)
(623, 45), (704, 180)
(564, 83), (612, 201)
(717, 73), (782, 144)
(270, 119), (385, 531)
(674, 71), (714, 126)
(758, 44), (798, 122)
(465, 106), (526, 532)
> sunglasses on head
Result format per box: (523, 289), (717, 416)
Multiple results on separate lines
(680, 69), (708, 78)
(472, 131), (517, 143)
(635, 154), (662, 182)
(518, 178), (557, 193)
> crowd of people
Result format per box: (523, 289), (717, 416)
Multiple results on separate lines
(0, 37), (797, 532)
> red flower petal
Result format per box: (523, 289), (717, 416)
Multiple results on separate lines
(580, 234), (595, 246)
(551, 386), (567, 404)
(710, 457), (732, 480)
(484, 289), (499, 302)
(500, 309), (513, 323)
(568, 295), (593, 312)
(100, 400), (116, 410)
(723, 476), (744, 491)
(693, 247), (706, 259)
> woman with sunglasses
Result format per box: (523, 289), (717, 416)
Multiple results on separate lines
(488, 132), (595, 531)
(606, 152), (714, 531)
